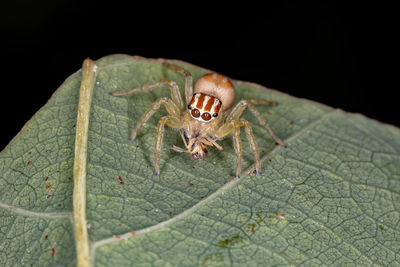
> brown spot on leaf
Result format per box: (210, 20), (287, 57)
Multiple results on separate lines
(218, 239), (230, 248)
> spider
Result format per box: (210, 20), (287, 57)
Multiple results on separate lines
(111, 63), (285, 178)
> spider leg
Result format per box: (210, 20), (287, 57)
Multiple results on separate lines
(213, 121), (242, 178)
(154, 116), (181, 176)
(213, 118), (262, 177)
(226, 99), (285, 147)
(129, 97), (180, 141)
(232, 122), (242, 178)
(203, 136), (223, 150)
(239, 119), (261, 174)
(169, 145), (187, 153)
(111, 80), (183, 111)
(163, 63), (193, 105)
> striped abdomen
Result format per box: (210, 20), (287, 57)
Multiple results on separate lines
(188, 93), (222, 122)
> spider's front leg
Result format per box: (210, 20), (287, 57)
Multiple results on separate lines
(110, 64), (193, 175)
(154, 116), (181, 176)
(213, 119), (260, 178)
(111, 78), (185, 140)
(111, 80), (183, 110)
(122, 97), (182, 175)
(128, 97), (180, 141)
(163, 63), (193, 105)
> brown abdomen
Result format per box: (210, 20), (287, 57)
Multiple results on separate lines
(194, 73), (235, 110)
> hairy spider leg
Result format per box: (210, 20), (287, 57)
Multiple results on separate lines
(154, 116), (182, 175)
(170, 145), (187, 153)
(226, 99), (285, 147)
(203, 136), (223, 150)
(129, 97), (180, 141)
(111, 80), (183, 111)
(175, 113), (191, 150)
(111, 79), (185, 140)
(214, 119), (260, 178)
(163, 62), (193, 105)
(233, 122), (242, 178)
(240, 119), (260, 174)
(166, 114), (191, 154)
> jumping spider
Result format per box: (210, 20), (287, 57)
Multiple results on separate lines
(111, 63), (285, 178)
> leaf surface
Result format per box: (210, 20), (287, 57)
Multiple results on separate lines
(1, 55), (400, 266)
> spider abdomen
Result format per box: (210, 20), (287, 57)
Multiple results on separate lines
(194, 73), (235, 110)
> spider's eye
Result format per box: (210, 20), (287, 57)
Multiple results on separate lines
(191, 109), (201, 118)
(201, 112), (212, 121)
(212, 113), (218, 117)
(187, 105), (192, 110)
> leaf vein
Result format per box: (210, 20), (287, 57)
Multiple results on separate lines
(0, 201), (72, 219)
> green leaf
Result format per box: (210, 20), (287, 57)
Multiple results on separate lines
(1, 55), (400, 266)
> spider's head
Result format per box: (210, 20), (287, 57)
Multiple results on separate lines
(190, 141), (208, 161)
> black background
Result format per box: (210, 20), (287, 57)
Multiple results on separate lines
(1, 1), (397, 150)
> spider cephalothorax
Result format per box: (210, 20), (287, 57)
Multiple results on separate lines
(187, 93), (222, 122)
(111, 62), (285, 178)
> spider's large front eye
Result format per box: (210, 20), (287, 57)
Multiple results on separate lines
(191, 109), (201, 118)
(201, 112), (212, 121)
